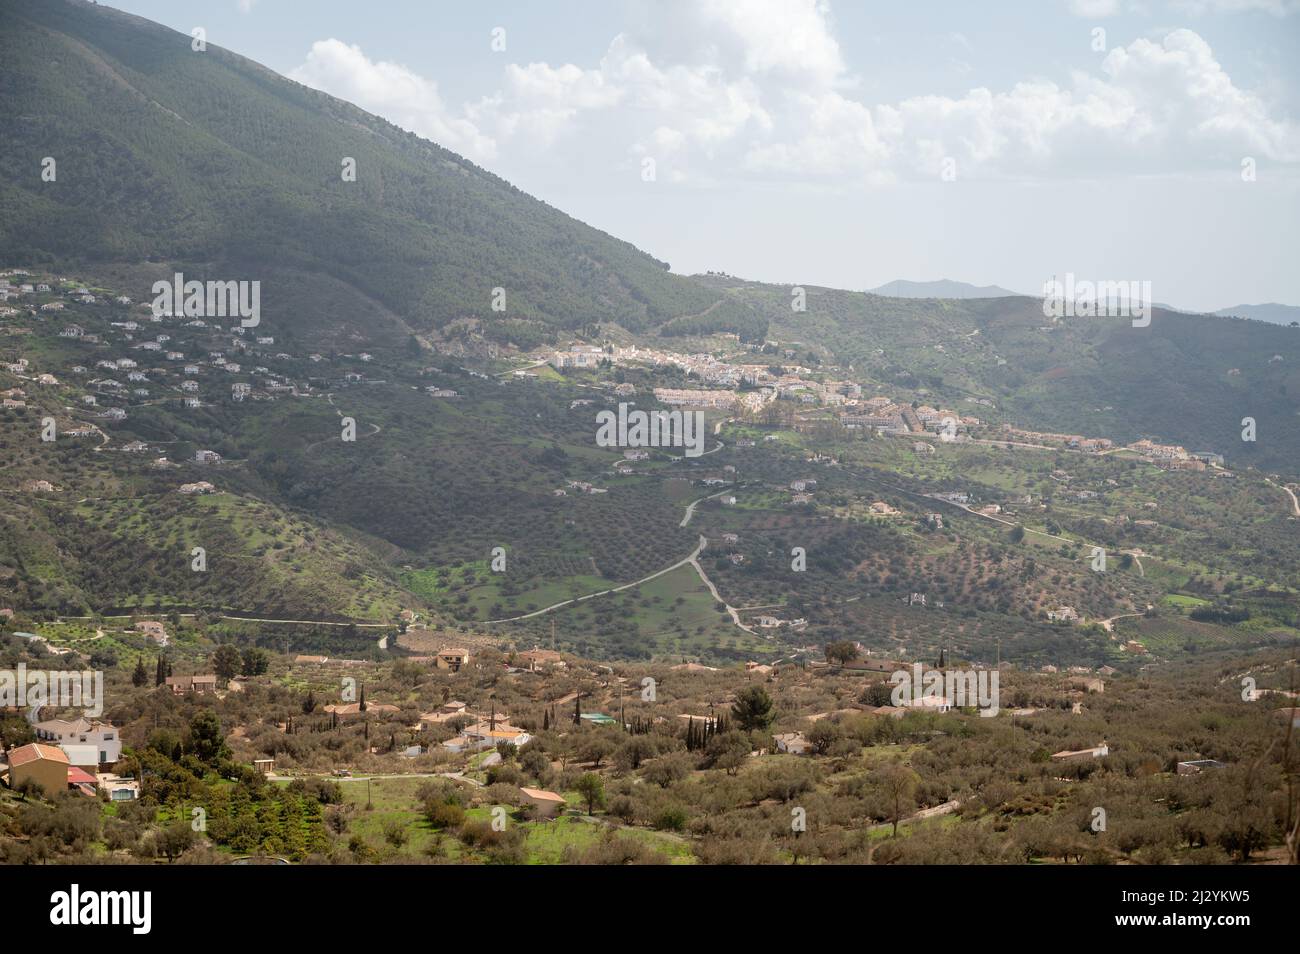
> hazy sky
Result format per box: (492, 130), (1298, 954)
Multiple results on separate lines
(104, 0), (1300, 310)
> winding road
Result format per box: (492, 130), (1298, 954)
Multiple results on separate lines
(680, 489), (731, 528)
(1265, 477), (1300, 517)
(484, 535), (708, 624)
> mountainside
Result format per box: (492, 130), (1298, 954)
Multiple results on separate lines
(0, 0), (725, 347)
(868, 279), (1026, 299)
(1, 0), (1294, 471)
(0, 0), (1298, 667)
(694, 275), (1300, 473)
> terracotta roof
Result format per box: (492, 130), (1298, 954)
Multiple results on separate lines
(8, 743), (70, 767)
(520, 787), (565, 802)
(67, 766), (97, 785)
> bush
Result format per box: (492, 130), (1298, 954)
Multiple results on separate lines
(652, 805), (689, 831)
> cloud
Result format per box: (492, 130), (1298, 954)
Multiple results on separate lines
(1068, 0), (1124, 16)
(1099, 29), (1298, 158)
(1168, 0), (1299, 15)
(289, 39), (497, 161)
(290, 10), (1299, 188)
(691, 0), (847, 86)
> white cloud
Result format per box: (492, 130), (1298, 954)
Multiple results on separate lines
(289, 39), (497, 161)
(1099, 29), (1297, 157)
(692, 0), (847, 86)
(290, 13), (1298, 189)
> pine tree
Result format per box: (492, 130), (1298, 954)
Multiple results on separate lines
(131, 657), (148, 687)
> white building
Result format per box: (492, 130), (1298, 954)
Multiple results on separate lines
(33, 718), (121, 766)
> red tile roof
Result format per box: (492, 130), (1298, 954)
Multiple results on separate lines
(67, 766), (97, 785)
(8, 743), (70, 767)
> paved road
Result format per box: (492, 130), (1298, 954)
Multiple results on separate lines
(484, 535), (707, 624)
(688, 553), (759, 635)
(680, 489), (730, 528)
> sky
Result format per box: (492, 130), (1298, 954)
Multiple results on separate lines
(102, 0), (1300, 311)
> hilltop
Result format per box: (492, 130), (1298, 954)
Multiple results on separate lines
(868, 279), (1026, 299)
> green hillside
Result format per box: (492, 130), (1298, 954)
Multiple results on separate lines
(0, 0), (724, 343)
(693, 277), (1300, 473)
(0, 0), (1296, 668)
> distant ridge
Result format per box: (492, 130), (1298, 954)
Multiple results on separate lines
(1213, 303), (1300, 326)
(869, 278), (1027, 300)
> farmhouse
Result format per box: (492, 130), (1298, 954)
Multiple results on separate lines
(435, 648), (470, 672)
(5, 743), (70, 794)
(135, 620), (168, 643)
(165, 674), (219, 695)
(519, 787), (566, 818)
(774, 732), (810, 755)
(32, 718), (122, 766)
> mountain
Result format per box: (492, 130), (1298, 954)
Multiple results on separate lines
(868, 279), (1027, 299)
(1214, 303), (1300, 326)
(0, 0), (732, 350)
(698, 274), (1300, 472)
(0, 0), (1297, 664)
